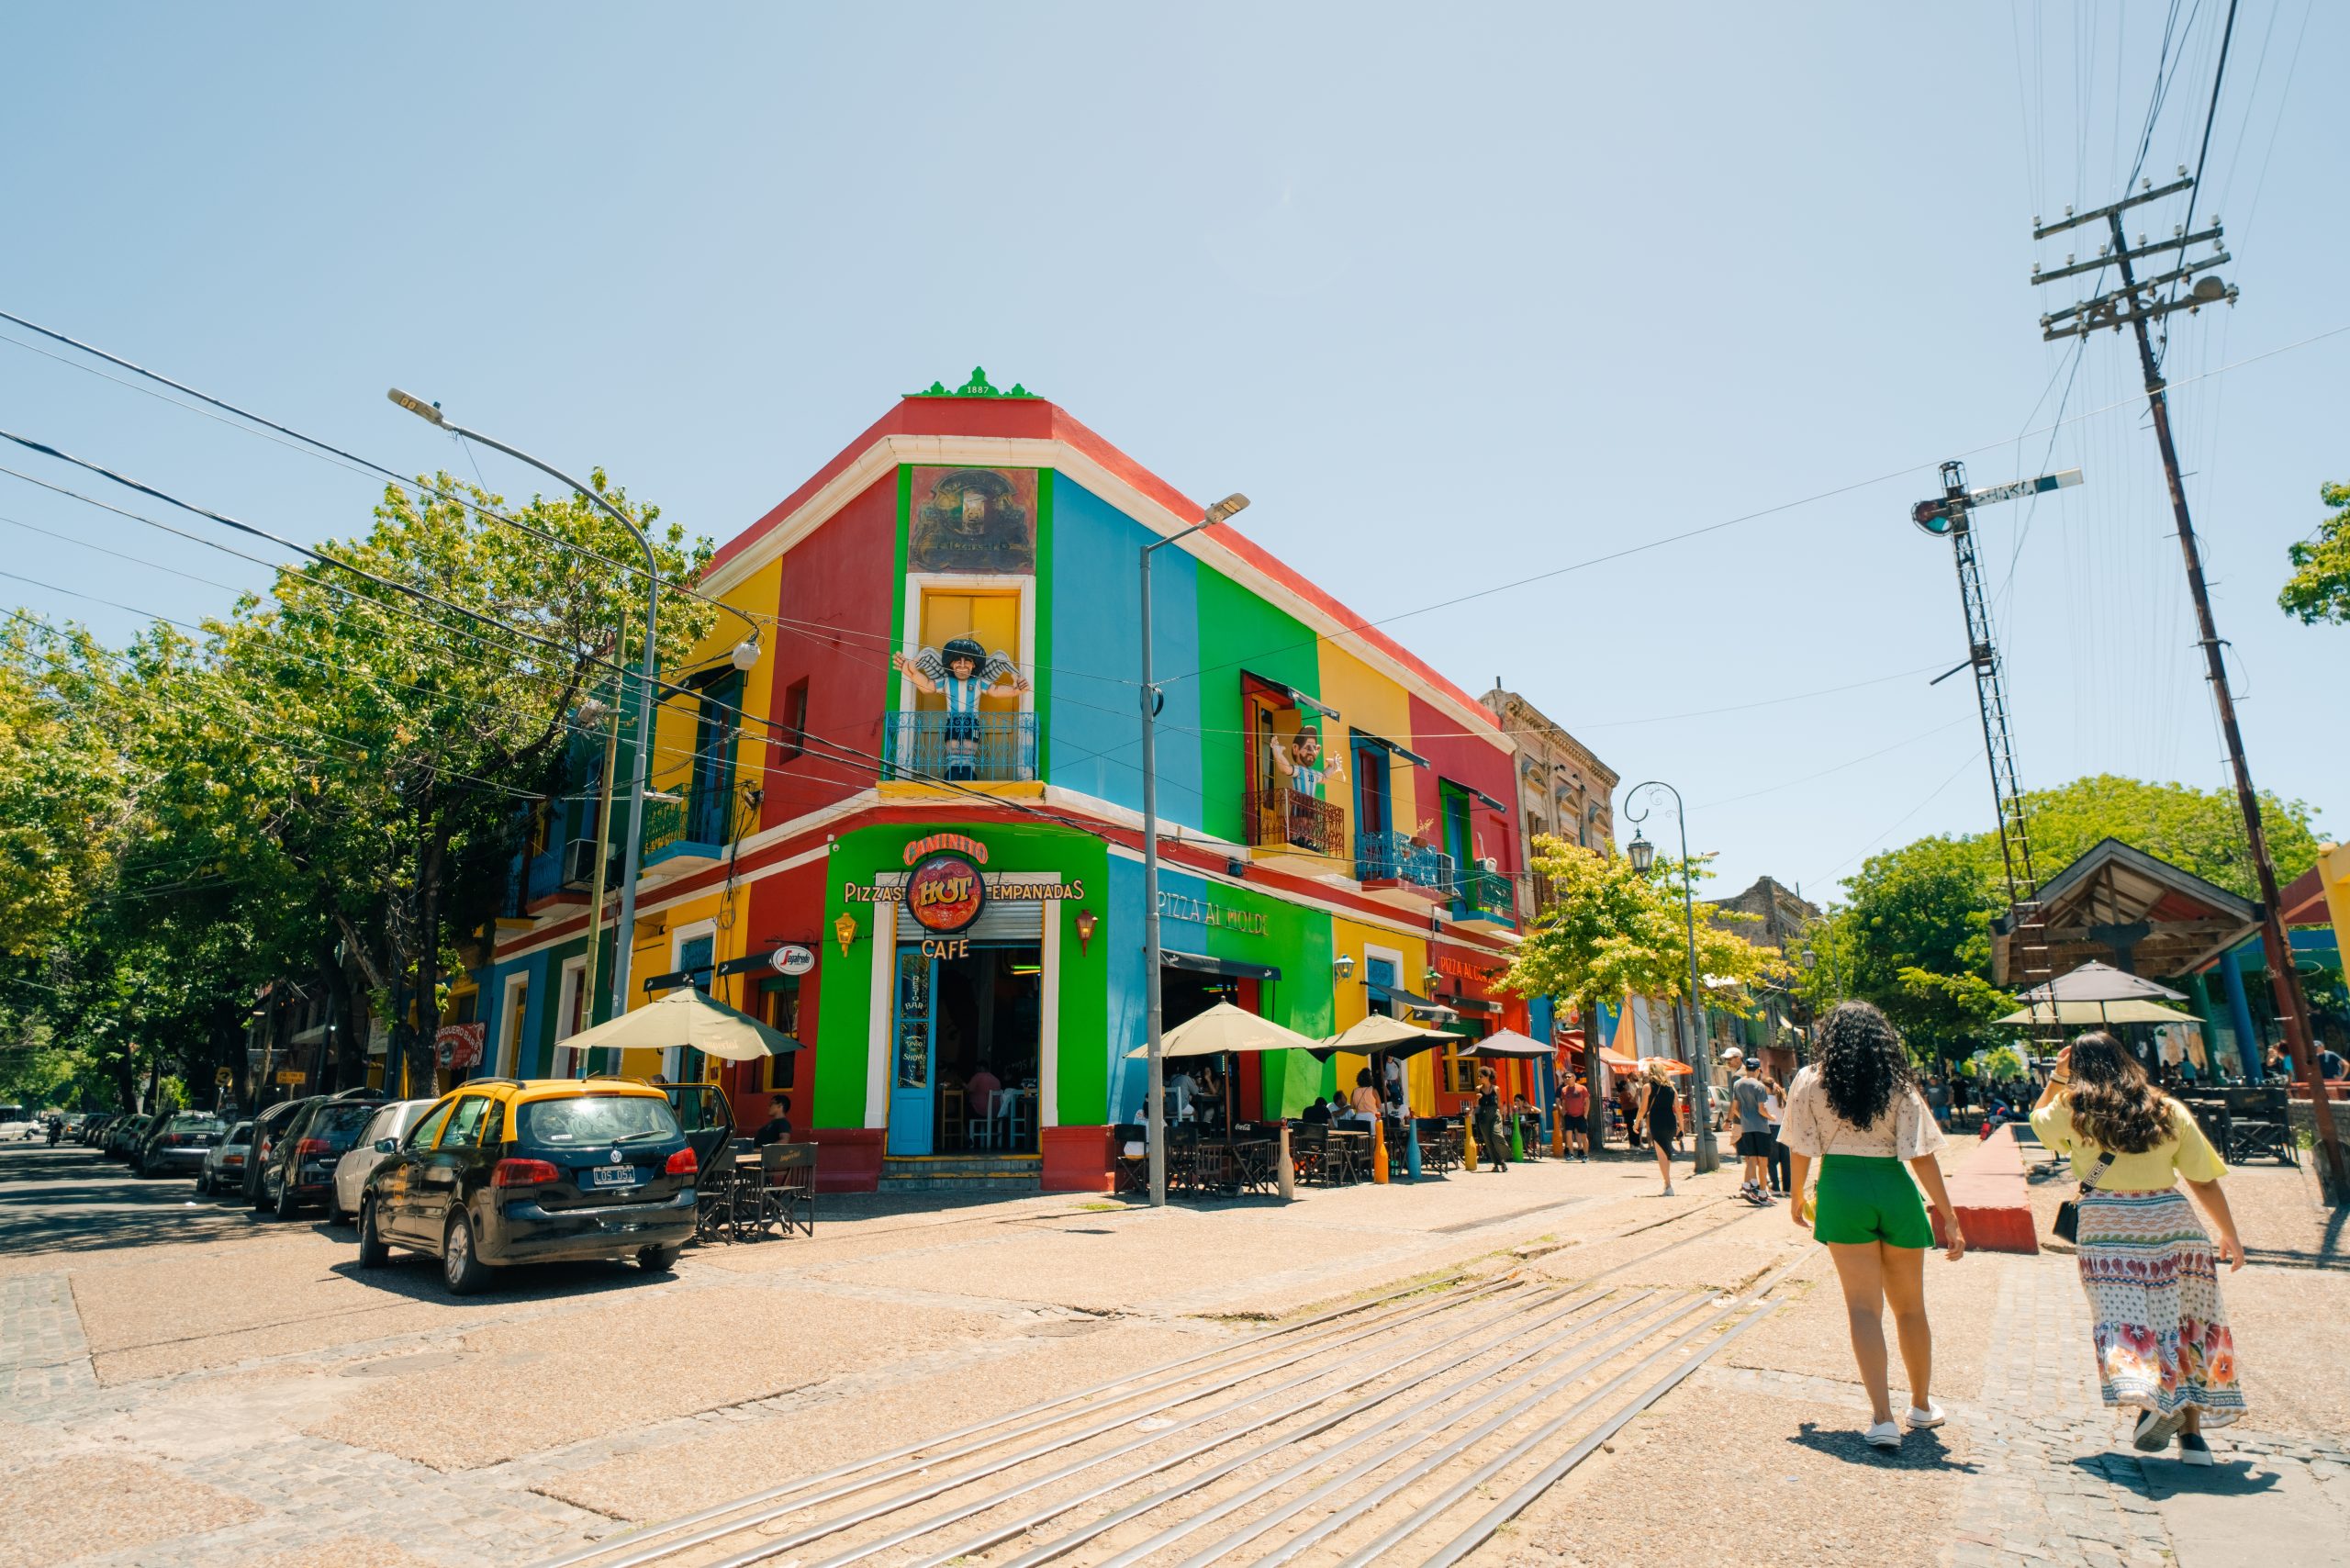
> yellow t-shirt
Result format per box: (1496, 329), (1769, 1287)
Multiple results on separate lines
(2030, 1094), (2228, 1189)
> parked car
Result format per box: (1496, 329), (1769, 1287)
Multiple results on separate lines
(136, 1112), (229, 1178)
(358, 1079), (698, 1295)
(331, 1100), (435, 1225)
(200, 1120), (254, 1195)
(105, 1114), (153, 1159)
(78, 1114), (112, 1147)
(258, 1091), (384, 1219)
(242, 1097), (319, 1206)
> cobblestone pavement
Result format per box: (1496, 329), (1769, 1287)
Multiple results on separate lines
(7, 1145), (2346, 1568)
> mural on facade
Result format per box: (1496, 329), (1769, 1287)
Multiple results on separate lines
(908, 466), (1036, 575)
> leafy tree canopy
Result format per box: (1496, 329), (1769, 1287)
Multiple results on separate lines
(2279, 480), (2350, 626)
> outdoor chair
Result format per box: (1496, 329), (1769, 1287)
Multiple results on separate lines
(2221, 1086), (2295, 1165)
(759, 1142), (819, 1237)
(1290, 1124), (1337, 1186)
(693, 1143), (744, 1244)
(1112, 1123), (1149, 1196)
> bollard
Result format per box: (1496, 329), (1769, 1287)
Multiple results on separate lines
(1551, 1110), (1565, 1159)
(1276, 1123), (1295, 1200)
(1371, 1122), (1390, 1183)
(1463, 1118), (1480, 1171)
(1510, 1116), (1525, 1163)
(1404, 1116), (1423, 1182)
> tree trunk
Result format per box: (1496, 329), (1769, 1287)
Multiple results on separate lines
(1581, 993), (1608, 1149)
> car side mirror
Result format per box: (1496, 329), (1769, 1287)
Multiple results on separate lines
(375, 1137), (397, 1154)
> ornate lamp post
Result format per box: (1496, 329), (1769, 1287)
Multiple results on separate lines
(1624, 780), (1719, 1175)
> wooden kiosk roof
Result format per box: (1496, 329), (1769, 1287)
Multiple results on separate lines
(1991, 837), (2255, 985)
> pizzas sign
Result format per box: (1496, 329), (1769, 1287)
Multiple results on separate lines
(904, 852), (986, 935)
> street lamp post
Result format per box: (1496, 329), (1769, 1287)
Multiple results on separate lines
(388, 390), (661, 1029)
(1624, 780), (1719, 1175)
(1141, 492), (1249, 1208)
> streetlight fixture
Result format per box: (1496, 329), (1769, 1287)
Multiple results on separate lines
(1141, 490), (1248, 1208)
(388, 388), (662, 1030)
(1622, 780), (1719, 1175)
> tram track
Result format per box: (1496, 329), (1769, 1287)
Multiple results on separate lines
(542, 1197), (1809, 1568)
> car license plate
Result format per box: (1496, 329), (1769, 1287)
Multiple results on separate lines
(588, 1165), (639, 1188)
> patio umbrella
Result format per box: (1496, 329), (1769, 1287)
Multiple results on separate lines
(1310, 1014), (1460, 1062)
(552, 986), (802, 1064)
(1123, 1002), (1323, 1059)
(2016, 961), (2188, 1004)
(1993, 999), (2199, 1027)
(1460, 1029), (1553, 1059)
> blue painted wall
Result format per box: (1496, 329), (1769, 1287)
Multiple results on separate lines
(1046, 477), (1204, 827)
(1105, 854), (1209, 1122)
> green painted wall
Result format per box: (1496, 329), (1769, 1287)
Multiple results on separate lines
(1194, 873), (1334, 1119)
(1194, 565), (1322, 844)
(816, 822), (1111, 1129)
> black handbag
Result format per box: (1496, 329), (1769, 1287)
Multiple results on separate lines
(2052, 1151), (2116, 1243)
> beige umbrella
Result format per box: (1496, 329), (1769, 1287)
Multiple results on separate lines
(555, 986), (802, 1063)
(1460, 1029), (1554, 1059)
(1313, 1014), (1460, 1061)
(1993, 998), (2198, 1027)
(1123, 1002), (1324, 1059)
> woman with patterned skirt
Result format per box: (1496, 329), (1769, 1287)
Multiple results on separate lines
(2032, 1030), (2246, 1463)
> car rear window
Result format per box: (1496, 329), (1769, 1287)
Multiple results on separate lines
(168, 1114), (222, 1134)
(518, 1095), (682, 1149)
(227, 1123), (252, 1142)
(312, 1105), (377, 1144)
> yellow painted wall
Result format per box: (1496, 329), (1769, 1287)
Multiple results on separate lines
(645, 557), (783, 810)
(1315, 644), (1419, 845)
(1328, 915), (1433, 1115)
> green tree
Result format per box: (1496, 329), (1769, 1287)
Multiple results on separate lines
(1806, 775), (2323, 1067)
(0, 622), (138, 958)
(2279, 480), (2350, 625)
(1500, 836), (1788, 1136)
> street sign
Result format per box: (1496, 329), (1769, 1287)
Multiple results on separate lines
(215, 1067), (233, 1086)
(274, 1070), (305, 1085)
(771, 944), (815, 977)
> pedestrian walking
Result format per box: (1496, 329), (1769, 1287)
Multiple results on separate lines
(1779, 1002), (1965, 1450)
(1560, 1072), (1591, 1160)
(1731, 1057), (1774, 1204)
(1617, 1075), (1644, 1152)
(1641, 1060), (1677, 1195)
(2031, 1031), (2245, 1463)
(1762, 1075), (1791, 1197)
(1473, 1066), (1509, 1172)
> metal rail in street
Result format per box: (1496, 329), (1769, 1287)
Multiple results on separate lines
(569, 1203), (1812, 1568)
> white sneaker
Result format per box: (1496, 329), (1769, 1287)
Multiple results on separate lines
(1907, 1400), (1945, 1428)
(1660, 1184), (1674, 1197)
(1864, 1419), (1902, 1450)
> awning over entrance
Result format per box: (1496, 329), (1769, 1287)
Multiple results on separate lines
(1367, 980), (1455, 1020)
(1163, 949), (1281, 983)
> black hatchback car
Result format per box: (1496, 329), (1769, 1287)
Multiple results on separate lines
(259, 1092), (383, 1219)
(134, 1112), (228, 1178)
(356, 1079), (697, 1294)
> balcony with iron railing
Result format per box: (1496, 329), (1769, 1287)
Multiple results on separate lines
(885, 711), (1035, 786)
(1355, 831), (1455, 900)
(1451, 863), (1516, 933)
(1244, 788), (1347, 858)
(640, 795), (727, 876)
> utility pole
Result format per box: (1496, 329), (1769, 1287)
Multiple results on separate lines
(2032, 172), (2344, 1194)
(1909, 460), (2082, 1020)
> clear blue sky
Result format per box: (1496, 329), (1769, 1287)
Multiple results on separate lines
(4, 3), (2341, 902)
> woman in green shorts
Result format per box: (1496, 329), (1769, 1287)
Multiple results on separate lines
(1780, 1002), (1967, 1451)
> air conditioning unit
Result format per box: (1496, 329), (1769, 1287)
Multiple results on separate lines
(559, 837), (610, 889)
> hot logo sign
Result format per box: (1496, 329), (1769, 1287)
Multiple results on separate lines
(904, 852), (986, 935)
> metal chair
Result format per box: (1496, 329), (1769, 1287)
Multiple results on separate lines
(760, 1142), (819, 1237)
(1112, 1123), (1149, 1196)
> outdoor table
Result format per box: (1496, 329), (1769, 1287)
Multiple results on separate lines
(1220, 1137), (1277, 1195)
(1326, 1126), (1372, 1182)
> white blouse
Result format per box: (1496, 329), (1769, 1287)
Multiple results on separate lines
(1776, 1065), (1945, 1160)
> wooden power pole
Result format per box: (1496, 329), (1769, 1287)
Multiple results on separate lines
(2032, 172), (2344, 1194)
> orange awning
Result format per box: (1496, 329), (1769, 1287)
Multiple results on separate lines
(1597, 1047), (1689, 1074)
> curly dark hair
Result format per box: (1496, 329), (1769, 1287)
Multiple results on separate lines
(1817, 1001), (1915, 1129)
(2063, 1031), (2170, 1154)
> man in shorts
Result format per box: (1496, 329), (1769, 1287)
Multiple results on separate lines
(1730, 1057), (1775, 1204)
